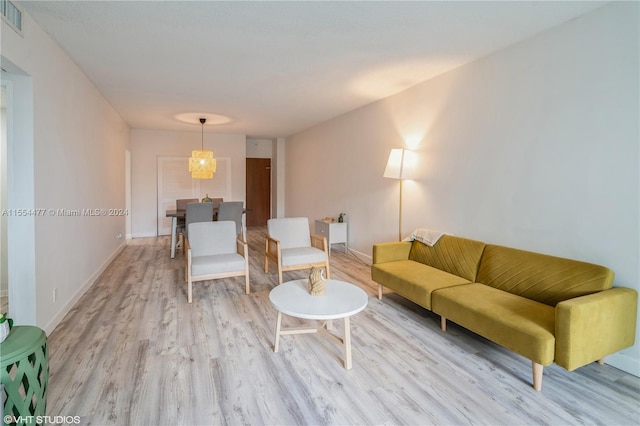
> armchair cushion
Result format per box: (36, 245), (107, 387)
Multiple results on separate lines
(188, 221), (237, 255)
(191, 254), (247, 276)
(267, 217), (311, 248)
(281, 247), (327, 267)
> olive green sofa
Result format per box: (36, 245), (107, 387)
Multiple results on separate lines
(372, 235), (637, 391)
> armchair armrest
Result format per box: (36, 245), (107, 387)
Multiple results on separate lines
(237, 237), (248, 258)
(264, 235), (281, 273)
(372, 242), (412, 264)
(310, 233), (328, 252)
(184, 237), (192, 283)
(265, 235), (281, 258)
(555, 287), (638, 370)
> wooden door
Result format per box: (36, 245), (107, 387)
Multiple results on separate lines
(246, 158), (271, 226)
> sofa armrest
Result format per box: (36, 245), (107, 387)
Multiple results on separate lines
(372, 242), (412, 264)
(555, 287), (638, 371)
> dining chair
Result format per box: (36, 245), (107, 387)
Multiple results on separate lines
(211, 198), (224, 209)
(184, 202), (214, 239)
(217, 201), (246, 241)
(264, 217), (330, 285)
(185, 221), (250, 303)
(176, 198), (198, 248)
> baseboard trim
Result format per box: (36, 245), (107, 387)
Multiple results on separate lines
(131, 232), (157, 238)
(43, 241), (126, 335)
(346, 247), (372, 265)
(605, 351), (640, 377)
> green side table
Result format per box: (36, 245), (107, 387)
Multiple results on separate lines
(1, 326), (49, 426)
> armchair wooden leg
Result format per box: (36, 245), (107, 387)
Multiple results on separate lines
(532, 362), (543, 391)
(184, 250), (188, 283)
(188, 278), (193, 304)
(245, 274), (250, 294)
(325, 263), (331, 279)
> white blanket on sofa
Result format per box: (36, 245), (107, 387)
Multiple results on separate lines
(403, 228), (449, 247)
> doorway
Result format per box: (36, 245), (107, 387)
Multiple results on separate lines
(246, 158), (271, 226)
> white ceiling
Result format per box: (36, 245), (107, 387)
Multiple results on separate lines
(18, 1), (608, 138)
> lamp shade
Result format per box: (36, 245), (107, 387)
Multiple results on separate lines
(189, 117), (216, 179)
(383, 148), (415, 179)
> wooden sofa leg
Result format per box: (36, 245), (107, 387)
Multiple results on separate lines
(377, 284), (383, 300)
(532, 362), (543, 391)
(440, 317), (446, 332)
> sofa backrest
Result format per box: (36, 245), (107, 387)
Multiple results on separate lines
(408, 235), (486, 282)
(477, 245), (614, 306)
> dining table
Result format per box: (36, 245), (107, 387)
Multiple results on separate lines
(165, 208), (247, 258)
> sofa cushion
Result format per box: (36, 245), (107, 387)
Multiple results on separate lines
(477, 245), (615, 306)
(372, 260), (471, 309)
(432, 283), (556, 365)
(408, 235), (486, 282)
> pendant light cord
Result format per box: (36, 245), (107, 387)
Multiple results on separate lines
(200, 117), (206, 150)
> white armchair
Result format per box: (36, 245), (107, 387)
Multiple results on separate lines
(264, 217), (331, 285)
(185, 221), (249, 303)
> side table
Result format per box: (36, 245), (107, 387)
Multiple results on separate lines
(314, 220), (348, 255)
(1, 326), (49, 424)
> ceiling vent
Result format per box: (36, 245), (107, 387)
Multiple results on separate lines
(1, 0), (22, 34)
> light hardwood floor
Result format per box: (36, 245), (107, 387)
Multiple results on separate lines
(47, 227), (639, 425)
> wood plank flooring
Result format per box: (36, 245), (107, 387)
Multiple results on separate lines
(46, 227), (640, 425)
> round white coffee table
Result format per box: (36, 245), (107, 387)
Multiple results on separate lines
(269, 279), (368, 370)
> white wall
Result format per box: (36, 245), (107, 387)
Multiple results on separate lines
(130, 129), (246, 237)
(1, 88), (7, 297)
(286, 2), (639, 375)
(246, 138), (274, 159)
(1, 11), (130, 331)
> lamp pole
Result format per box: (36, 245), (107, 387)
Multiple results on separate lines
(398, 178), (403, 241)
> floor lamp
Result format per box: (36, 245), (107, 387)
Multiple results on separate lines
(384, 148), (414, 241)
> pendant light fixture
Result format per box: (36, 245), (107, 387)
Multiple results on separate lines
(189, 118), (216, 179)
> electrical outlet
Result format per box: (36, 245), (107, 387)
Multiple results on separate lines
(117, 233), (122, 239)
(53, 288), (57, 303)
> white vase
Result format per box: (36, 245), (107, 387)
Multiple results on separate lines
(0, 321), (10, 343)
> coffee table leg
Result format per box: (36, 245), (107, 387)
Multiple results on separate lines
(344, 316), (352, 370)
(274, 311), (282, 353)
(326, 319), (333, 331)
